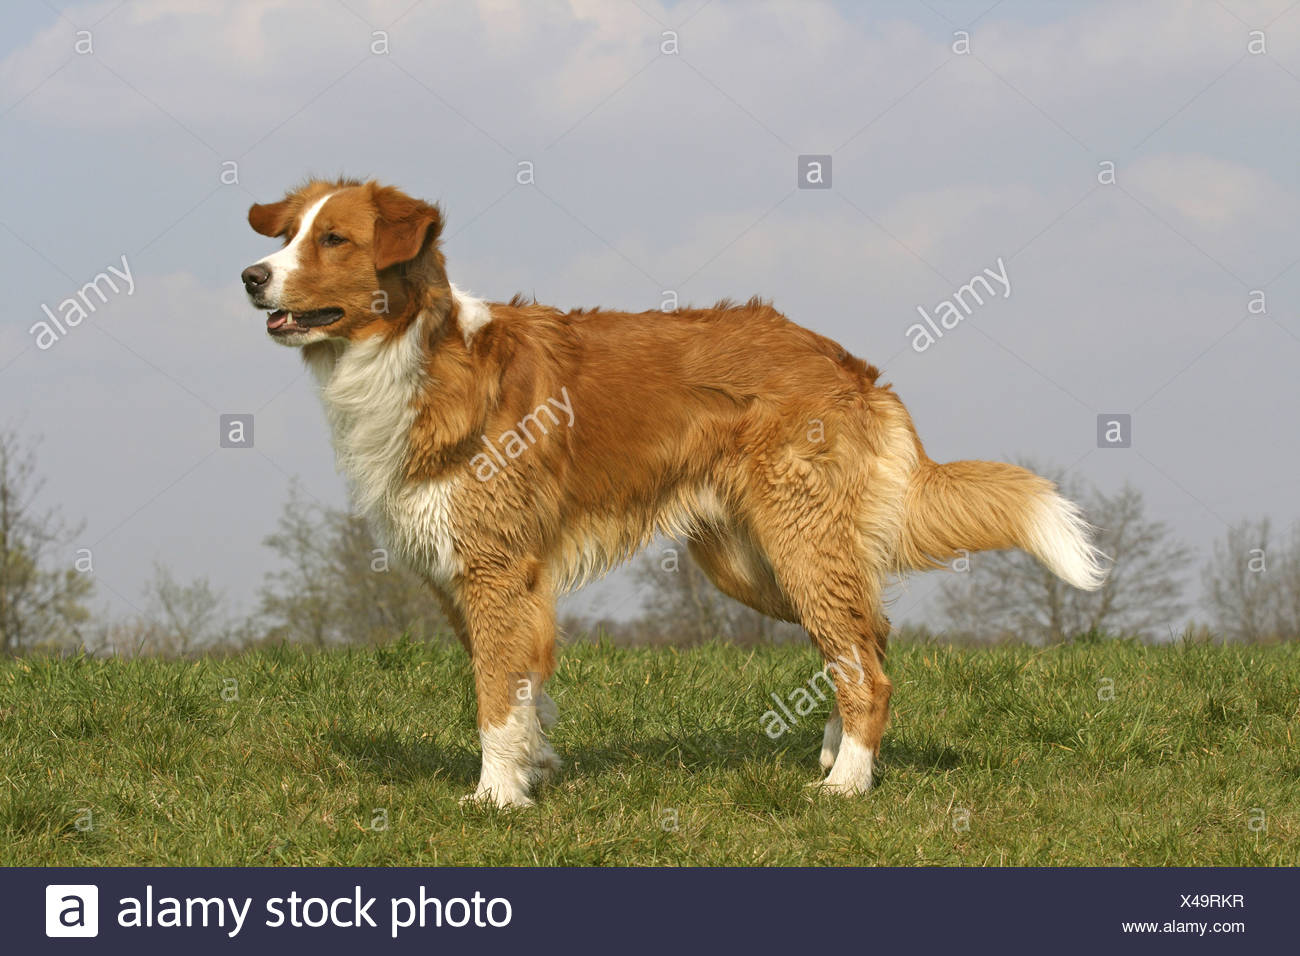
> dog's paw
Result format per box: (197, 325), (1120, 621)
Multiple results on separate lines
(460, 785), (535, 809)
(818, 744), (838, 771)
(808, 777), (873, 796)
(819, 710), (842, 770)
(818, 736), (874, 795)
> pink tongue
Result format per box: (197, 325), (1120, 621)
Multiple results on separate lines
(267, 311), (289, 330)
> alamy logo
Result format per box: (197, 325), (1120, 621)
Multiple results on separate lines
(905, 257), (1011, 353)
(46, 884), (99, 937)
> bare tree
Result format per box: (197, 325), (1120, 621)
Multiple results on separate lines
(0, 428), (93, 653)
(631, 539), (803, 645)
(1276, 529), (1300, 641)
(938, 472), (1190, 643)
(143, 564), (247, 655)
(258, 482), (448, 645)
(1202, 519), (1300, 642)
(86, 564), (252, 657)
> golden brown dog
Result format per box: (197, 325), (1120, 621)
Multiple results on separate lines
(240, 178), (1105, 807)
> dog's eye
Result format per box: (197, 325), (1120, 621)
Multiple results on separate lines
(321, 232), (348, 247)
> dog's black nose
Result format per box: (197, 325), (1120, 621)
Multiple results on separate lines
(241, 263), (270, 292)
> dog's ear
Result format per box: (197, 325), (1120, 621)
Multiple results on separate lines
(248, 199), (294, 238)
(372, 185), (443, 271)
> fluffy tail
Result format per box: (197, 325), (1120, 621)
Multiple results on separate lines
(900, 459), (1107, 590)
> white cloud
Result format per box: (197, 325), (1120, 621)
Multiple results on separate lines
(1126, 152), (1288, 226)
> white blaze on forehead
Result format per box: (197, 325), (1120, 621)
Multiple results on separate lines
(255, 192), (335, 305)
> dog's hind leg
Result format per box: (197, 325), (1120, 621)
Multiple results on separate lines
(743, 467), (894, 794)
(691, 522), (854, 774)
(816, 616), (890, 773)
(790, 577), (891, 795)
(688, 523), (799, 622)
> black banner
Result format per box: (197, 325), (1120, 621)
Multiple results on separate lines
(10, 866), (1292, 953)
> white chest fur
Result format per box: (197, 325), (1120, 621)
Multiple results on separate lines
(305, 312), (462, 584)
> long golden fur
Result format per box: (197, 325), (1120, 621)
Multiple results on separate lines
(240, 178), (1106, 806)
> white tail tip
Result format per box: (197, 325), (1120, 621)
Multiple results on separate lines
(1025, 493), (1109, 590)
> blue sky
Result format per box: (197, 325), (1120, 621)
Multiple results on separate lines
(2, 0), (1298, 629)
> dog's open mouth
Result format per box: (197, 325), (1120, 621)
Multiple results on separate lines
(266, 308), (344, 334)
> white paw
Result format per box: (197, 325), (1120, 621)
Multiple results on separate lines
(819, 710), (843, 770)
(460, 784), (534, 809)
(474, 705), (559, 807)
(819, 744), (838, 771)
(810, 777), (873, 796)
(820, 734), (874, 795)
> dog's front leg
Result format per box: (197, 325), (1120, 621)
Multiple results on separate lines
(454, 563), (560, 808)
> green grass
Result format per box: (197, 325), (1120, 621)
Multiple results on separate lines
(1, 637), (1297, 865)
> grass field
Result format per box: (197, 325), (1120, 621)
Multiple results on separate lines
(1, 637), (1297, 866)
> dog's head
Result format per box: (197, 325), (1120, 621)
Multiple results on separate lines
(240, 179), (446, 346)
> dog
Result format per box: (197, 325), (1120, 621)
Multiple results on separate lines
(240, 178), (1106, 807)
